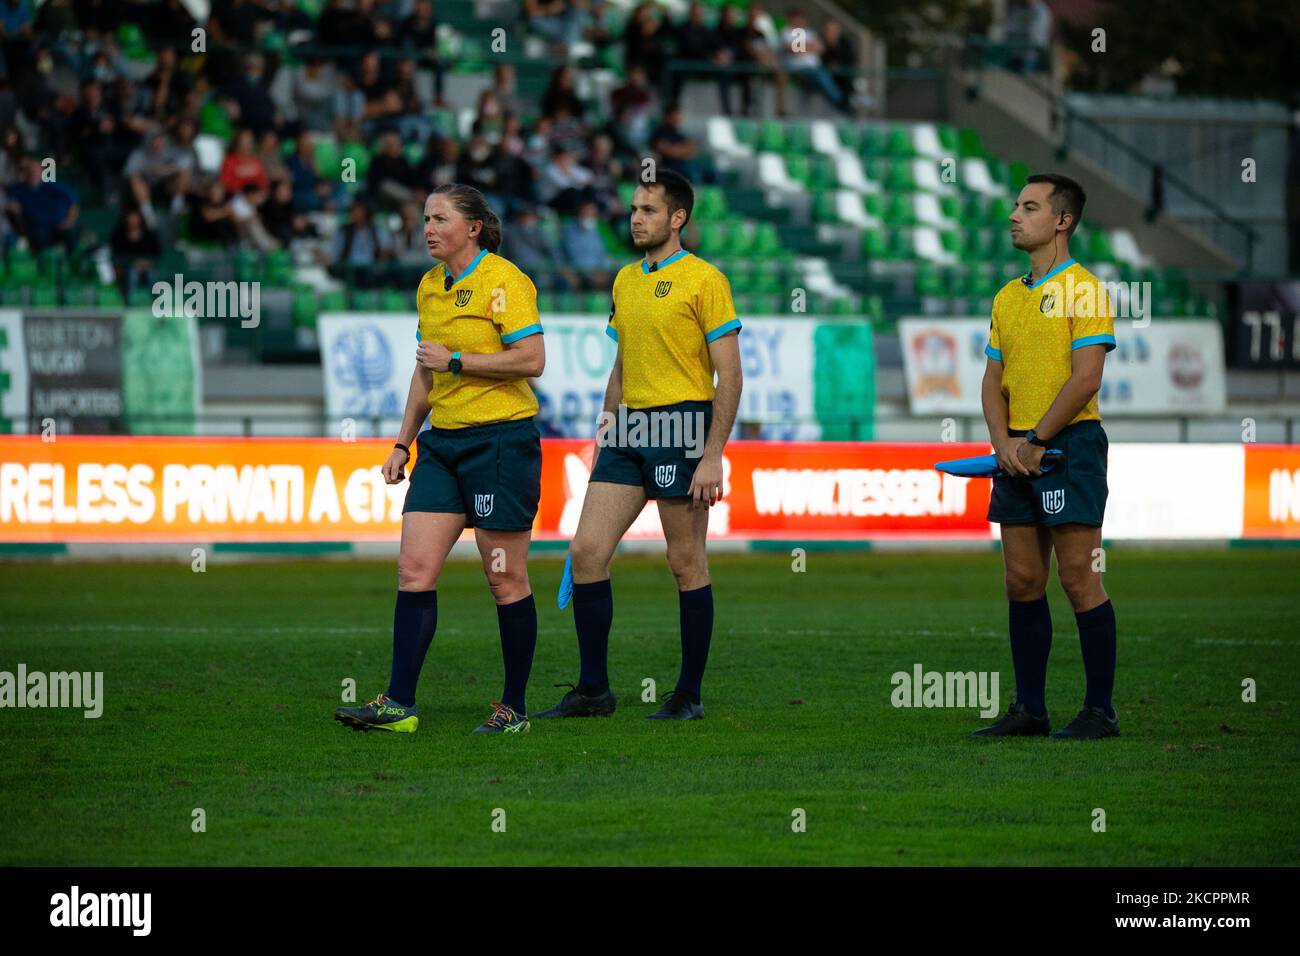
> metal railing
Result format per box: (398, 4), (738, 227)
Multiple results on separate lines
(961, 38), (1259, 275)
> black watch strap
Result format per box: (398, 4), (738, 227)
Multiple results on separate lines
(1025, 429), (1049, 447)
(394, 442), (410, 458)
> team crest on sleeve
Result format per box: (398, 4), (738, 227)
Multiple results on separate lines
(654, 280), (672, 298)
(455, 289), (473, 308)
(1041, 489), (1065, 515)
(474, 493), (495, 518)
(654, 464), (677, 488)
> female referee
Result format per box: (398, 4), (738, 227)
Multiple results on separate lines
(334, 184), (545, 735)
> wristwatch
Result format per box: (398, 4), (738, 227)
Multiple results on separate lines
(448, 352), (462, 376)
(1024, 429), (1050, 447)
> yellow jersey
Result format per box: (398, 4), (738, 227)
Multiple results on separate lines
(986, 258), (1116, 430)
(605, 249), (740, 409)
(416, 249), (542, 429)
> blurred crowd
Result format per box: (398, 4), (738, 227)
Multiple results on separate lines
(0, 0), (857, 293)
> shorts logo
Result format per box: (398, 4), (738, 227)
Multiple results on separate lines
(455, 289), (473, 308)
(1039, 293), (1056, 314)
(1041, 488), (1065, 515)
(654, 280), (672, 298)
(474, 493), (494, 518)
(654, 464), (677, 488)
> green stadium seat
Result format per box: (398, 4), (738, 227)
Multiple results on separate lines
(536, 292), (557, 314)
(757, 120), (787, 153)
(127, 288), (154, 308)
(958, 127), (985, 158)
(582, 291), (607, 313)
(859, 126), (887, 157)
(96, 286), (125, 307)
(1007, 161), (1029, 189)
(861, 230), (888, 260)
(292, 286), (319, 328)
(937, 126), (960, 154)
(811, 192), (839, 224)
(353, 290), (385, 311)
(382, 290), (410, 312)
(915, 264), (946, 297)
(6, 249), (38, 284)
(320, 290), (347, 313)
(1088, 230), (1116, 263)
(314, 138), (341, 177)
(886, 126), (916, 158)
(751, 222), (781, 257)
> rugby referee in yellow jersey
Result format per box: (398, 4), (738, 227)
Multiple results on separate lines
(972, 173), (1121, 741)
(537, 169), (743, 721)
(334, 184), (544, 735)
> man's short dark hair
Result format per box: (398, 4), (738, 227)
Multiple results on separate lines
(1026, 173), (1086, 234)
(642, 167), (695, 227)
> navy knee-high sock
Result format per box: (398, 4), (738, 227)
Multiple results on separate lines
(676, 584), (713, 701)
(1008, 595), (1052, 717)
(497, 593), (537, 715)
(572, 579), (613, 693)
(387, 589), (437, 707)
(1076, 599), (1117, 717)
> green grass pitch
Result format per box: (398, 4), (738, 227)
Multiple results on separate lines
(1, 549), (1296, 866)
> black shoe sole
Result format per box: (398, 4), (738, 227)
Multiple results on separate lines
(533, 706), (616, 718)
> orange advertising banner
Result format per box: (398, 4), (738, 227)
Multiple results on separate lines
(1242, 444), (1300, 538)
(1, 436), (996, 543)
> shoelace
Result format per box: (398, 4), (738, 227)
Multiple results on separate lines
(366, 693), (390, 710)
(486, 702), (515, 727)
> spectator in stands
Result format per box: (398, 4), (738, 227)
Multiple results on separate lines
(560, 200), (612, 290)
(622, 2), (667, 86)
(110, 207), (161, 296)
(1006, 0), (1053, 74)
(651, 103), (710, 184)
(260, 177), (301, 248)
(475, 89), (506, 143)
(492, 121), (537, 217)
(714, 5), (749, 109)
(358, 51), (403, 137)
(609, 64), (657, 151)
(188, 180), (238, 247)
(4, 154), (79, 252)
(0, 127), (24, 188)
(501, 204), (571, 291)
(739, 4), (786, 116)
(456, 125), (501, 199)
(418, 134), (460, 190)
(333, 72), (365, 143)
(288, 130), (334, 212)
(145, 46), (191, 120)
(538, 144), (594, 215)
(526, 116), (555, 169)
(584, 133), (623, 218)
(779, 12), (848, 112)
(0, 0), (36, 79)
(541, 65), (586, 122)
(67, 79), (130, 196)
(402, 2), (443, 94)
(330, 199), (392, 286)
(258, 129), (289, 186)
(489, 63), (528, 119)
(110, 76), (155, 154)
(525, 0), (592, 53)
(124, 127), (191, 226)
(548, 106), (590, 157)
(670, 1), (735, 113)
(369, 130), (421, 210)
(228, 183), (279, 252)
(208, 0), (259, 47)
(294, 56), (336, 133)
(391, 200), (430, 266)
(821, 17), (856, 106)
(394, 57), (433, 143)
(220, 129), (270, 203)
(222, 54), (278, 136)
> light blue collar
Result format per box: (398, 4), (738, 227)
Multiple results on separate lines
(447, 248), (488, 285)
(641, 248), (689, 275)
(1025, 258), (1076, 289)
